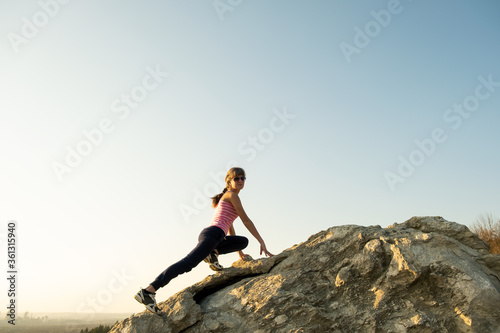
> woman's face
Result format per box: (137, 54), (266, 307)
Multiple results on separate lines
(229, 175), (246, 191)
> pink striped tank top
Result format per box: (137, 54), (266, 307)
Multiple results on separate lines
(210, 200), (239, 235)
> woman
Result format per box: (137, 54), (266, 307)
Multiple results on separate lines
(134, 167), (273, 313)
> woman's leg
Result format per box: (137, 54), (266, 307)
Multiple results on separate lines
(216, 235), (249, 255)
(149, 227), (225, 290)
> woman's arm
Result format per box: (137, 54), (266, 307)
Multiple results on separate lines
(227, 224), (236, 236)
(228, 224), (247, 260)
(227, 192), (273, 257)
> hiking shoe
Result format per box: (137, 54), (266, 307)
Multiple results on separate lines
(204, 251), (223, 271)
(134, 288), (160, 314)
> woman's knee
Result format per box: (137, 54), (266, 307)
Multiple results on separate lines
(240, 236), (249, 250)
(178, 257), (199, 273)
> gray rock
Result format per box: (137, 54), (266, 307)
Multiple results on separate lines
(110, 217), (500, 333)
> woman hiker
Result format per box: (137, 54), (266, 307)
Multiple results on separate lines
(134, 167), (274, 313)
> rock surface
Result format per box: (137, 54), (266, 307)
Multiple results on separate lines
(110, 217), (500, 333)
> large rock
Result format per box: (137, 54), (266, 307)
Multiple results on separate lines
(110, 217), (500, 333)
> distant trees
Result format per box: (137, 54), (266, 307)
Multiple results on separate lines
(80, 324), (112, 333)
(471, 213), (500, 254)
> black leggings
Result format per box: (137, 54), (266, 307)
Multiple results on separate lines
(150, 226), (248, 290)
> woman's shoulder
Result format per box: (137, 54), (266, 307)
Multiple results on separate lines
(221, 190), (239, 202)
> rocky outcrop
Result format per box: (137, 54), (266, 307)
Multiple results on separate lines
(110, 217), (500, 333)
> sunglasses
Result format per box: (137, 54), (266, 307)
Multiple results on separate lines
(233, 176), (246, 182)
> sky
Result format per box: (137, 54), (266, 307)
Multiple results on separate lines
(1, 0), (499, 315)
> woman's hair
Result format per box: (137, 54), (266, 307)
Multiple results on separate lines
(211, 167), (246, 208)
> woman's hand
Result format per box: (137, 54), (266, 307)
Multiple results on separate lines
(260, 244), (274, 257)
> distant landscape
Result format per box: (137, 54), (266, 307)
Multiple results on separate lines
(1, 312), (132, 333)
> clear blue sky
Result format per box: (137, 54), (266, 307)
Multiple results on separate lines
(1, 0), (499, 314)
